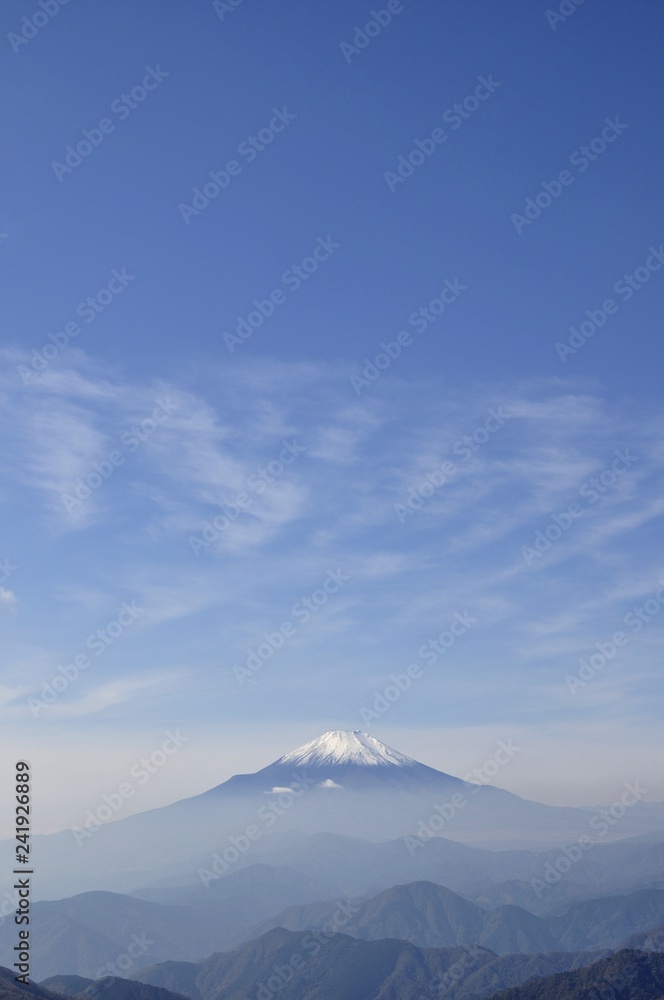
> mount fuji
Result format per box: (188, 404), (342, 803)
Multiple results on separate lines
(273, 729), (427, 768)
(207, 730), (470, 794)
(1, 731), (662, 901)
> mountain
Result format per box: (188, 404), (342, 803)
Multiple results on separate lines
(1, 731), (662, 902)
(0, 966), (64, 1000)
(621, 923), (664, 952)
(235, 881), (521, 952)
(5, 834), (664, 979)
(0, 913), (126, 984)
(546, 889), (664, 952)
(149, 829), (664, 935)
(257, 729), (427, 772)
(470, 874), (664, 918)
(24, 976), (189, 1000)
(0, 868), (332, 980)
(75, 979), (190, 1000)
(0, 948), (614, 1000)
(24, 974), (187, 1000)
(39, 978), (94, 997)
(131, 929), (602, 1000)
(129, 862), (332, 911)
(211, 829), (664, 903)
(487, 948), (664, 999)
(211, 730), (461, 793)
(12, 874), (664, 981)
(234, 881), (664, 955)
(131, 830), (542, 901)
(0, 892), (218, 981)
(468, 835), (664, 916)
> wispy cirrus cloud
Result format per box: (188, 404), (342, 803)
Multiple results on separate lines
(2, 351), (664, 752)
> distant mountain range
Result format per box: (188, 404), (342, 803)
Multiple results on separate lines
(4, 876), (664, 980)
(32, 939), (664, 1000)
(1, 731), (662, 999)
(0, 868), (334, 979)
(1, 940), (663, 1000)
(0, 966), (62, 1000)
(2, 731), (662, 901)
(0, 944), (660, 1000)
(133, 940), (664, 1000)
(128, 929), (599, 1000)
(232, 881), (664, 955)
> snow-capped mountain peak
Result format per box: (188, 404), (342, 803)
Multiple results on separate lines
(273, 730), (420, 769)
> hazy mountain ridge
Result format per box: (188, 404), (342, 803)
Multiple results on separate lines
(1, 733), (661, 996)
(0, 969), (189, 1000)
(128, 930), (605, 1000)
(0, 944), (652, 1000)
(7, 878), (664, 981)
(1, 937), (659, 1000)
(75, 978), (190, 1000)
(487, 948), (664, 999)
(3, 732), (663, 902)
(0, 966), (65, 1000)
(0, 871), (332, 980)
(234, 881), (664, 955)
(39, 979), (94, 998)
(13, 939), (661, 1000)
(164, 828), (664, 905)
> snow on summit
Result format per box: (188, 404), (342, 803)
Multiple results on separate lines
(274, 730), (420, 769)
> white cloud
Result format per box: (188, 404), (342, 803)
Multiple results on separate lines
(0, 588), (16, 609)
(0, 683), (24, 706)
(2, 352), (664, 815)
(34, 675), (178, 720)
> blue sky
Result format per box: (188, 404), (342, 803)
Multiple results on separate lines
(1, 0), (664, 833)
